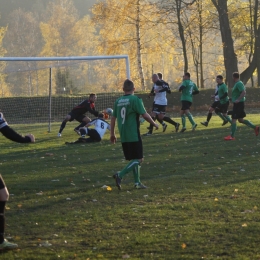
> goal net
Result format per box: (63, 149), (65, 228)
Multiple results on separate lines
(0, 56), (130, 132)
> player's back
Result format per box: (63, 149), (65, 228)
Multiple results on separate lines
(92, 118), (110, 138)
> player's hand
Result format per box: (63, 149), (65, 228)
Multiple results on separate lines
(154, 123), (159, 130)
(110, 135), (117, 144)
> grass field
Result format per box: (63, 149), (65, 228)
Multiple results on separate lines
(1, 115), (260, 260)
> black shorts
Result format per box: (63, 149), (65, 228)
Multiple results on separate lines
(122, 139), (143, 160)
(232, 102), (246, 119)
(211, 101), (220, 109)
(152, 104), (166, 114)
(181, 101), (192, 110)
(0, 175), (6, 189)
(68, 112), (86, 123)
(215, 101), (229, 114)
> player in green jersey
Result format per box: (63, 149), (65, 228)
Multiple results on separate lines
(110, 79), (159, 190)
(178, 72), (199, 132)
(224, 72), (259, 140)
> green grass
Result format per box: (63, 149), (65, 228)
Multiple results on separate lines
(1, 115), (260, 259)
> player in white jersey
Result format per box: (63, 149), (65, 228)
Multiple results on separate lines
(144, 74), (180, 136)
(201, 77), (229, 127)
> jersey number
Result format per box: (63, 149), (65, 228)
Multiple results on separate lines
(101, 122), (104, 129)
(121, 107), (126, 124)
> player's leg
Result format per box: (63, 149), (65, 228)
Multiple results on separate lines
(201, 103), (217, 127)
(180, 109), (186, 132)
(144, 110), (156, 136)
(0, 126), (34, 143)
(58, 114), (72, 136)
(238, 118), (259, 136)
(156, 115), (167, 132)
(0, 175), (18, 250)
(74, 116), (91, 132)
(225, 103), (238, 140)
(219, 101), (232, 125)
(161, 113), (180, 132)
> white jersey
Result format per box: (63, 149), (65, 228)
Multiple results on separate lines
(214, 85), (219, 101)
(153, 84), (167, 105)
(88, 118), (110, 138)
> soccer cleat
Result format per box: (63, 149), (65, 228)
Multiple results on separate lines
(0, 240), (18, 250)
(175, 123), (180, 132)
(74, 129), (81, 136)
(200, 121), (208, 127)
(143, 132), (152, 136)
(113, 173), (122, 190)
(192, 124), (197, 131)
(224, 135), (235, 141)
(180, 128), (186, 133)
(254, 126), (259, 136)
(222, 120), (228, 126)
(134, 183), (147, 189)
(162, 124), (167, 132)
(57, 133), (62, 137)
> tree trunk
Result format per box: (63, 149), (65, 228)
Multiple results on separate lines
(198, 0), (204, 88)
(136, 0), (146, 90)
(211, 0), (238, 88)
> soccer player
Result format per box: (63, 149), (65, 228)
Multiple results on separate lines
(179, 72), (199, 132)
(0, 112), (35, 250)
(58, 93), (99, 137)
(144, 74), (180, 136)
(201, 75), (232, 127)
(224, 72), (259, 140)
(110, 79), (158, 190)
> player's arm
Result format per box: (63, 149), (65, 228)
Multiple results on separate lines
(234, 90), (246, 103)
(178, 85), (185, 92)
(156, 80), (171, 94)
(149, 86), (155, 97)
(142, 112), (159, 130)
(110, 116), (117, 144)
(219, 92), (228, 100)
(192, 85), (199, 95)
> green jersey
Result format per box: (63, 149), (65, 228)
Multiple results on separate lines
(180, 80), (199, 102)
(232, 80), (245, 102)
(218, 83), (229, 104)
(113, 94), (146, 142)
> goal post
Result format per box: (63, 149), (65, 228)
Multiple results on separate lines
(0, 55), (131, 132)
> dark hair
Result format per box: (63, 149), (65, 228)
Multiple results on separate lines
(157, 72), (163, 79)
(89, 93), (96, 98)
(233, 72), (240, 79)
(216, 75), (223, 80)
(185, 72), (190, 78)
(98, 113), (104, 118)
(123, 79), (134, 91)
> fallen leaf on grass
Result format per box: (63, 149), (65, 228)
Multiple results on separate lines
(234, 189), (238, 192)
(182, 243), (187, 249)
(214, 198), (219, 201)
(122, 254), (130, 259)
(242, 223), (247, 227)
(66, 198), (72, 201)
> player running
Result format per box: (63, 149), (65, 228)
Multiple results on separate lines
(110, 79), (158, 190)
(224, 72), (259, 140)
(201, 75), (232, 127)
(144, 74), (180, 136)
(179, 72), (199, 132)
(58, 93), (99, 137)
(0, 112), (35, 250)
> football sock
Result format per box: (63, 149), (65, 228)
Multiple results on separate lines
(118, 159), (140, 179)
(75, 122), (87, 131)
(242, 120), (256, 129)
(79, 128), (87, 136)
(133, 164), (141, 184)
(0, 126), (31, 143)
(224, 115), (232, 123)
(156, 117), (165, 126)
(163, 116), (177, 126)
(181, 115), (186, 128)
(149, 117), (156, 133)
(0, 201), (6, 244)
(187, 113), (196, 126)
(59, 121), (67, 133)
(231, 123), (237, 137)
(206, 112), (212, 122)
(216, 112), (226, 122)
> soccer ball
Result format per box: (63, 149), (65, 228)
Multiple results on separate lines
(105, 108), (113, 116)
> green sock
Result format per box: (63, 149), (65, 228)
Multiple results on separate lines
(118, 159), (140, 179)
(224, 115), (232, 123)
(181, 115), (186, 128)
(216, 112), (226, 121)
(243, 120), (255, 129)
(187, 113), (196, 126)
(133, 164), (141, 184)
(231, 123), (237, 137)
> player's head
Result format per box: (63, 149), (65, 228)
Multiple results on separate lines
(216, 75), (224, 84)
(152, 74), (159, 83)
(232, 72), (240, 81)
(89, 93), (97, 102)
(157, 72), (163, 80)
(183, 72), (190, 80)
(123, 79), (135, 92)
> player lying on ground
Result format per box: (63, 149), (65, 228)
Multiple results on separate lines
(0, 112), (35, 250)
(111, 79), (158, 190)
(58, 93), (100, 137)
(201, 75), (232, 127)
(65, 113), (110, 144)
